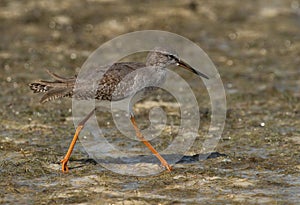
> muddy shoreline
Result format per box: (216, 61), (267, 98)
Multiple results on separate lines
(1, 0), (299, 204)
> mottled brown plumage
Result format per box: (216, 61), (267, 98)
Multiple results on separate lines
(29, 62), (145, 103)
(29, 50), (209, 104)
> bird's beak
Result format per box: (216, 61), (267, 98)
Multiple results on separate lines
(177, 60), (209, 79)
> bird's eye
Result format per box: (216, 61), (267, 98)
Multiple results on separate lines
(167, 54), (175, 60)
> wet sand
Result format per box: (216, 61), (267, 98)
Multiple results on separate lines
(0, 0), (299, 204)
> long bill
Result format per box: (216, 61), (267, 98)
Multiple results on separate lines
(177, 60), (209, 79)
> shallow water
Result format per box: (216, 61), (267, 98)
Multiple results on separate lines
(1, 0), (300, 204)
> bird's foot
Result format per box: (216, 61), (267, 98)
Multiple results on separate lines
(163, 163), (172, 172)
(60, 158), (69, 173)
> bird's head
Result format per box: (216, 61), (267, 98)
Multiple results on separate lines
(146, 48), (209, 79)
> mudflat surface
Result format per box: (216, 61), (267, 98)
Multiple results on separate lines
(1, 0), (299, 204)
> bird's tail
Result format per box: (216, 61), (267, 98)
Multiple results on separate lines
(29, 70), (76, 103)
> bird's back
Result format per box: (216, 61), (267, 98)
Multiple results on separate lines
(95, 62), (146, 100)
(30, 62), (145, 103)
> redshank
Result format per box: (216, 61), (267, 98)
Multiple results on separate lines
(29, 48), (209, 173)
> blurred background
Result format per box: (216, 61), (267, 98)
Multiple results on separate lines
(0, 0), (299, 204)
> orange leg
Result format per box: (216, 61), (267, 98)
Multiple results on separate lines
(60, 108), (96, 173)
(130, 115), (172, 171)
